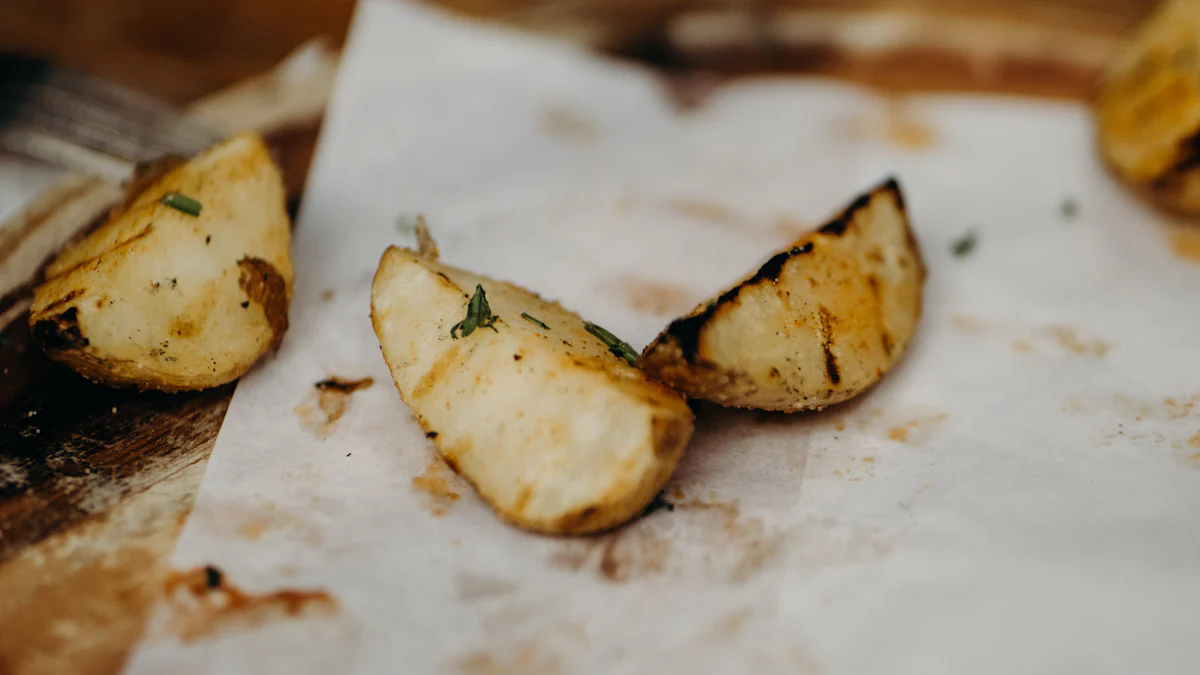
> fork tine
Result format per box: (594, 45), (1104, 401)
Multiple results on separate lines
(0, 52), (224, 175)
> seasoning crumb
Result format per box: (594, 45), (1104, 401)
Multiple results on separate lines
(1060, 197), (1078, 220)
(205, 235), (212, 245)
(426, 431), (439, 439)
(203, 565), (223, 590)
(240, 301), (250, 308)
(346, 453), (351, 457)
(643, 491), (675, 516)
(951, 230), (978, 258)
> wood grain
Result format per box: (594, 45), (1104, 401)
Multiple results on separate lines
(0, 0), (1163, 673)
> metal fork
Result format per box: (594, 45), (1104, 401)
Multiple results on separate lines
(0, 53), (225, 181)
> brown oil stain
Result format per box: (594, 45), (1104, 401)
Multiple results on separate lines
(1043, 325), (1109, 357)
(1012, 338), (1034, 353)
(455, 573), (519, 602)
(411, 457), (462, 516)
(710, 608), (754, 640)
(161, 566), (336, 643)
(1166, 226), (1200, 263)
(549, 528), (671, 583)
(295, 376), (374, 439)
(541, 105), (597, 144)
(951, 315), (988, 332)
(454, 643), (563, 675)
(1070, 394), (1200, 465)
(886, 413), (949, 445)
(668, 198), (741, 226)
(841, 97), (937, 150)
(320, 289), (335, 302)
(1188, 431), (1200, 448)
(616, 277), (694, 317)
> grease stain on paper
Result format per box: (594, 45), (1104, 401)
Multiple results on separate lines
(614, 277), (695, 317)
(411, 457), (463, 516)
(161, 566), (337, 643)
(295, 376), (375, 438)
(541, 105), (597, 144)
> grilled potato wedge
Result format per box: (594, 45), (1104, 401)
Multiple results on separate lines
(1096, 0), (1200, 213)
(640, 178), (924, 411)
(29, 133), (293, 391)
(371, 245), (693, 535)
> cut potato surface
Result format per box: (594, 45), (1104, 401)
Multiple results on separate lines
(640, 178), (924, 411)
(1096, 0), (1200, 213)
(371, 246), (693, 535)
(29, 133), (293, 391)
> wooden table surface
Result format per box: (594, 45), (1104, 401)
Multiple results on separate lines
(0, 0), (1158, 672)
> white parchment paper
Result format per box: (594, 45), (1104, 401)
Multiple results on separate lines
(125, 2), (1200, 673)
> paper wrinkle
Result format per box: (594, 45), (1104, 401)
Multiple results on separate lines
(124, 2), (1200, 673)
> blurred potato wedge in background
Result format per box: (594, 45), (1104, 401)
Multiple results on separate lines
(640, 178), (924, 412)
(29, 133), (293, 391)
(1097, 0), (1200, 213)
(371, 243), (693, 536)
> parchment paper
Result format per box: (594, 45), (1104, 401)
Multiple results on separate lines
(125, 2), (1200, 673)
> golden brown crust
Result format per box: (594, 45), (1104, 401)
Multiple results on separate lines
(640, 178), (924, 411)
(237, 257), (290, 351)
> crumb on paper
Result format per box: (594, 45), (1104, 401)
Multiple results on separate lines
(541, 104), (598, 143)
(951, 230), (978, 258)
(295, 376), (375, 439)
(1060, 197), (1078, 220)
(320, 289), (334, 302)
(161, 566), (337, 643)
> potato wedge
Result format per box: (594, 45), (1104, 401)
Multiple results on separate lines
(1096, 0), (1200, 213)
(640, 178), (924, 411)
(29, 133), (293, 391)
(370, 245), (693, 535)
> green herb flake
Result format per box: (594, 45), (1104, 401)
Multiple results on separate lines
(451, 284), (499, 338)
(521, 312), (550, 330)
(584, 321), (639, 366)
(160, 192), (202, 216)
(1060, 197), (1078, 221)
(951, 230), (978, 258)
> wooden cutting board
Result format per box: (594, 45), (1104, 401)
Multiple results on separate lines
(0, 1), (1158, 672)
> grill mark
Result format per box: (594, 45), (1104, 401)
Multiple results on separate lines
(39, 289), (83, 315)
(663, 242), (814, 361)
(817, 305), (840, 385)
(47, 224), (156, 280)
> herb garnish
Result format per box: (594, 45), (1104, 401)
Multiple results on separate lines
(451, 284), (499, 338)
(584, 322), (638, 366)
(161, 192), (202, 216)
(521, 312), (550, 330)
(951, 230), (978, 258)
(1060, 197), (1078, 220)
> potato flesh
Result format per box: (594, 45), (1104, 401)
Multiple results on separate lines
(1096, 0), (1200, 212)
(370, 246), (693, 535)
(28, 133), (292, 391)
(640, 179), (924, 411)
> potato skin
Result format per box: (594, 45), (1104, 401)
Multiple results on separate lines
(370, 246), (693, 535)
(28, 133), (293, 392)
(640, 178), (924, 411)
(1096, 0), (1200, 213)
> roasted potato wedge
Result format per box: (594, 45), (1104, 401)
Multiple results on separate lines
(29, 133), (293, 391)
(640, 178), (924, 411)
(371, 244), (693, 535)
(1096, 0), (1200, 213)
